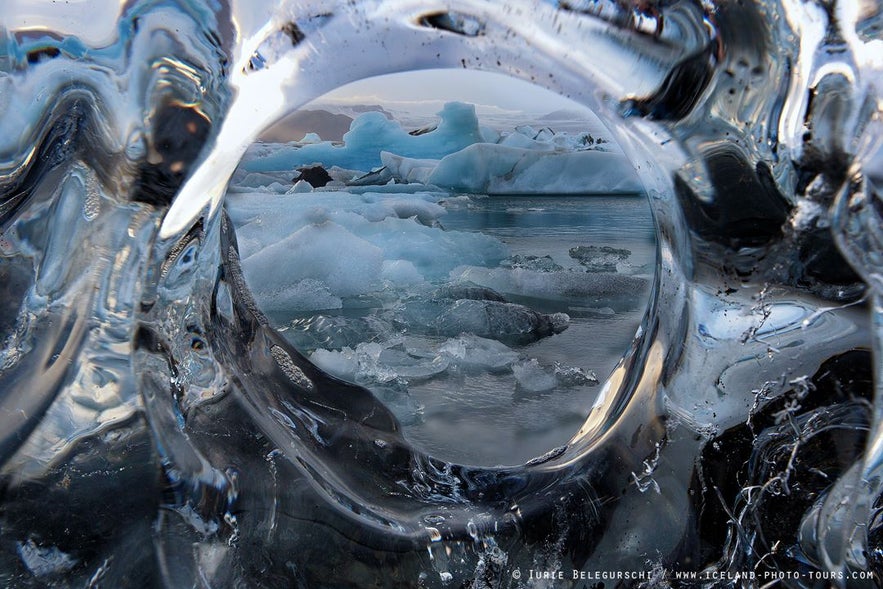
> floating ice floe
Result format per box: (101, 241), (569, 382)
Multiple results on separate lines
(229, 190), (508, 313)
(451, 265), (648, 302)
(390, 297), (570, 345)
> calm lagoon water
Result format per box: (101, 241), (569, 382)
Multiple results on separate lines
(279, 193), (657, 466)
(404, 194), (656, 465)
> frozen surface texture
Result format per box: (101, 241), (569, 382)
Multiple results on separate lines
(0, 0), (882, 587)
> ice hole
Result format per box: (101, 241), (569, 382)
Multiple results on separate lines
(226, 69), (656, 466)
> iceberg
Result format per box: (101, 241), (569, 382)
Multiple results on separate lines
(243, 221), (383, 310)
(241, 99), (642, 195)
(378, 145), (644, 195)
(411, 143), (643, 194)
(242, 102), (485, 172)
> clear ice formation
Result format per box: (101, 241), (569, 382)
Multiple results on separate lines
(0, 0), (882, 587)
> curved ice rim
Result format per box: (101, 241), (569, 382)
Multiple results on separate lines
(160, 0), (690, 544)
(161, 0), (687, 460)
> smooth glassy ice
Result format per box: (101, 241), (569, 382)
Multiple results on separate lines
(0, 0), (882, 587)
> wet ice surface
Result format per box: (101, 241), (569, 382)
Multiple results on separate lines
(1, 0), (883, 587)
(229, 185), (654, 465)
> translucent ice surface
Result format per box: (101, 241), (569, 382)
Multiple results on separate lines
(1, 0), (882, 587)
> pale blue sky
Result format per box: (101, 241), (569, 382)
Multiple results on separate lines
(315, 69), (596, 119)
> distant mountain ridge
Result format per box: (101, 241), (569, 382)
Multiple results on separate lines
(257, 104), (600, 144)
(259, 109), (353, 143)
(258, 104), (396, 142)
(537, 108), (592, 121)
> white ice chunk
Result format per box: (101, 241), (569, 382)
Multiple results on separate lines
(381, 259), (425, 285)
(380, 152), (439, 184)
(326, 166), (363, 184)
(310, 342), (398, 385)
(499, 131), (554, 150)
(386, 198), (447, 225)
(287, 180), (313, 194)
(378, 345), (450, 380)
(310, 347), (360, 381)
(309, 343), (425, 425)
(243, 220), (384, 302)
(436, 334), (520, 372)
(427, 144), (642, 194)
(554, 363), (599, 387)
(513, 359), (558, 392)
(248, 278), (343, 314)
(299, 132), (322, 144)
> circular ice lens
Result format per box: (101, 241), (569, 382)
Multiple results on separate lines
(228, 70), (655, 465)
